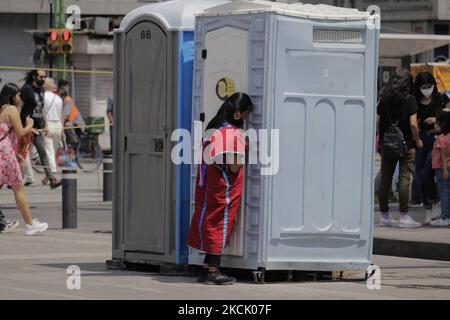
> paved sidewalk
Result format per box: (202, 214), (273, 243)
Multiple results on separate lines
(0, 172), (449, 299)
(373, 157), (450, 261)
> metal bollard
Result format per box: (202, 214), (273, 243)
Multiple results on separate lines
(62, 169), (77, 229)
(103, 156), (113, 201)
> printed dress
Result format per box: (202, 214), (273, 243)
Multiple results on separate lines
(0, 123), (23, 186)
(187, 124), (245, 255)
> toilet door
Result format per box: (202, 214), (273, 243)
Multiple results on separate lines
(202, 26), (249, 256)
(123, 21), (167, 253)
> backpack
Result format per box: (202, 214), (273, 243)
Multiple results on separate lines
(381, 101), (408, 159)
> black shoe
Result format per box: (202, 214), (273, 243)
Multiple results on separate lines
(197, 268), (209, 283)
(50, 179), (62, 189)
(204, 271), (236, 285)
(0, 221), (19, 234)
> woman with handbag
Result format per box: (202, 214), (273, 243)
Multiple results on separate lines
(377, 70), (423, 228)
(0, 83), (49, 236)
(42, 77), (64, 185)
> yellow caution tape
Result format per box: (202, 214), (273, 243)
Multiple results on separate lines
(35, 123), (109, 132)
(0, 66), (113, 75)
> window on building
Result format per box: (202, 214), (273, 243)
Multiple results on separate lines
(434, 24), (449, 61)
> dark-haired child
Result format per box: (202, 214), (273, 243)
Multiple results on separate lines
(431, 110), (450, 226)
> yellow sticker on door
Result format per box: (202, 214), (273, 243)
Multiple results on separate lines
(215, 77), (236, 101)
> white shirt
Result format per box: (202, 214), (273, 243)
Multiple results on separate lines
(44, 91), (63, 122)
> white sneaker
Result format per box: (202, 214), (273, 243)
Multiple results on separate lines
(25, 219), (48, 236)
(379, 216), (398, 227)
(398, 215), (422, 228)
(426, 206), (442, 224)
(0, 221), (19, 234)
(432, 203), (442, 217)
(430, 218), (449, 227)
(409, 202), (423, 208)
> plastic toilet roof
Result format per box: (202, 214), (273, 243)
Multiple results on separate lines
(120, 0), (230, 31)
(200, 0), (371, 21)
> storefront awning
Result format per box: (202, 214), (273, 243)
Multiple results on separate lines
(380, 33), (450, 58)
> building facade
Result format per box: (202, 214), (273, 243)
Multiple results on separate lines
(0, 0), (157, 150)
(2, 0), (450, 149)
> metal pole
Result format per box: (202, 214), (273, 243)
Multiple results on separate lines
(103, 156), (113, 201)
(60, 0), (66, 80)
(62, 169), (77, 228)
(54, 0), (66, 80)
(49, 0), (53, 77)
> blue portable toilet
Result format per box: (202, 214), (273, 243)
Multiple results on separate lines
(111, 0), (229, 267)
(189, 0), (380, 276)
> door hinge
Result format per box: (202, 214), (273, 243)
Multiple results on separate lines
(202, 49), (207, 60)
(123, 136), (128, 151)
(153, 138), (164, 152)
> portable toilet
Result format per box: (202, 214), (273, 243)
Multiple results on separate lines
(112, 0), (229, 267)
(189, 0), (379, 274)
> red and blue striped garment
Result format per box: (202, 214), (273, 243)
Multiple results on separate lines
(188, 124), (245, 255)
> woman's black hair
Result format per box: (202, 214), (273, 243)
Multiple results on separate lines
(24, 69), (39, 84)
(58, 79), (69, 89)
(437, 110), (450, 135)
(414, 71), (439, 101)
(381, 69), (413, 107)
(59, 88), (68, 100)
(0, 83), (20, 107)
(205, 92), (253, 130)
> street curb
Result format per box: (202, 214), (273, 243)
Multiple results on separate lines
(374, 238), (450, 261)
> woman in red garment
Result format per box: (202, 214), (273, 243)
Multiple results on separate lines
(188, 92), (253, 285)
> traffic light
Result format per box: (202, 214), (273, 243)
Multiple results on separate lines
(61, 29), (73, 54)
(47, 29), (73, 55)
(47, 28), (61, 54)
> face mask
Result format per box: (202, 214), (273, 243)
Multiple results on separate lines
(421, 86), (434, 98)
(36, 79), (45, 87)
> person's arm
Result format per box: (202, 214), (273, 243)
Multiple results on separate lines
(107, 111), (113, 125)
(62, 102), (71, 124)
(441, 147), (449, 180)
(376, 114), (380, 137)
(424, 116), (437, 126)
(229, 153), (243, 173)
(410, 113), (423, 149)
(107, 97), (113, 125)
(8, 106), (33, 137)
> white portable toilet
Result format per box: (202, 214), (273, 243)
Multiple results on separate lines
(111, 0), (229, 267)
(189, 0), (379, 276)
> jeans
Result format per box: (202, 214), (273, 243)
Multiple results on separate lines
(411, 166), (422, 203)
(23, 150), (35, 183)
(375, 166), (397, 196)
(44, 121), (63, 174)
(379, 148), (416, 213)
(415, 132), (439, 209)
(0, 208), (6, 231)
(33, 133), (54, 180)
(435, 168), (450, 220)
(109, 125), (113, 155)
